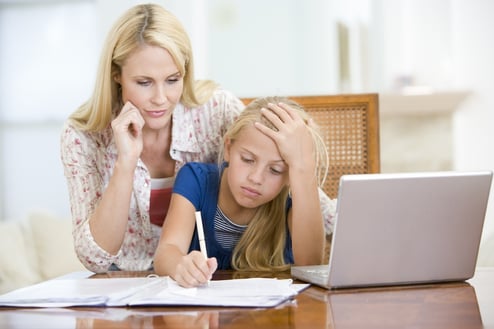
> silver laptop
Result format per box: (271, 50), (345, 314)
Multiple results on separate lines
(291, 171), (493, 289)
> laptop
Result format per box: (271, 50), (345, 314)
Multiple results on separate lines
(291, 170), (493, 289)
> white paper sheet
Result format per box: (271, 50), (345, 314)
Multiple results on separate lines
(0, 276), (306, 308)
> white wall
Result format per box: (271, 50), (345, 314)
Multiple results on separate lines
(451, 0), (494, 241)
(96, 0), (340, 96)
(371, 0), (454, 91)
(0, 1), (98, 220)
(205, 0), (339, 97)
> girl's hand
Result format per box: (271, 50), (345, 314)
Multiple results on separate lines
(111, 101), (145, 168)
(255, 102), (315, 172)
(173, 251), (218, 288)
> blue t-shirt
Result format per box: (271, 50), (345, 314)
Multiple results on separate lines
(172, 162), (293, 269)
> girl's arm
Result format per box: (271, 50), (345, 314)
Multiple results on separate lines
(286, 159), (325, 265)
(254, 102), (324, 264)
(153, 194), (217, 287)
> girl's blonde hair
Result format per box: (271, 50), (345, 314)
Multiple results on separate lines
(69, 4), (217, 131)
(220, 96), (329, 271)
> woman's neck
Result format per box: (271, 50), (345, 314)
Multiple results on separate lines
(140, 126), (175, 178)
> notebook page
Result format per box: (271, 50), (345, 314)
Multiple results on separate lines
(0, 278), (162, 307)
(130, 277), (301, 307)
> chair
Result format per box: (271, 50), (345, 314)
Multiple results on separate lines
(241, 94), (381, 263)
(241, 93), (381, 199)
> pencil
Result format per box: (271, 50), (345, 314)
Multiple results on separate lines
(195, 211), (208, 259)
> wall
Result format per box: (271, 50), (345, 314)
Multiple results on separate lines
(451, 0), (494, 242)
(0, 1), (98, 220)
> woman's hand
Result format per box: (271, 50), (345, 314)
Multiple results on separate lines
(111, 101), (145, 169)
(173, 251), (218, 288)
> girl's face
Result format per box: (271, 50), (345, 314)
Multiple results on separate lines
(117, 44), (184, 130)
(224, 124), (289, 209)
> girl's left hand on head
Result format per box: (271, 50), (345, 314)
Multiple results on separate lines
(255, 102), (314, 168)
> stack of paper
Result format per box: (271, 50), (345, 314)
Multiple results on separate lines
(0, 277), (306, 308)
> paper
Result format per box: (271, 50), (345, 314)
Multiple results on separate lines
(0, 276), (305, 308)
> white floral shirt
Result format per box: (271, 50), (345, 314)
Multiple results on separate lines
(61, 88), (337, 273)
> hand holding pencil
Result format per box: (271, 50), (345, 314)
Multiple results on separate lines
(195, 211), (213, 286)
(153, 208), (218, 288)
(179, 211), (216, 286)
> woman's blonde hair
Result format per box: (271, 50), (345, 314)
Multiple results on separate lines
(220, 96), (329, 271)
(69, 4), (217, 131)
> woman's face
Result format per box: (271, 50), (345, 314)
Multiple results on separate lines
(224, 124), (289, 209)
(117, 44), (184, 130)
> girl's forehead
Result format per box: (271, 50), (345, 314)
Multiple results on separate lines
(234, 125), (284, 162)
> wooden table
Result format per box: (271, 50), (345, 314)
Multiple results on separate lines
(1, 267), (493, 329)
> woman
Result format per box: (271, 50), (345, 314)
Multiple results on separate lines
(60, 4), (244, 272)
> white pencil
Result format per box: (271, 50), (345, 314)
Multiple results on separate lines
(195, 211), (208, 259)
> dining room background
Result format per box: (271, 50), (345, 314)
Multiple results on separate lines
(1, 0), (493, 251)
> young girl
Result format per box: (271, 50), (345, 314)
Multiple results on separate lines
(153, 96), (329, 287)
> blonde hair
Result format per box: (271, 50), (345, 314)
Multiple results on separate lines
(69, 4), (218, 131)
(220, 96), (329, 271)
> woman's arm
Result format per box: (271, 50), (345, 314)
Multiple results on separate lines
(154, 194), (217, 287)
(61, 123), (137, 271)
(61, 103), (146, 271)
(87, 103), (145, 255)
